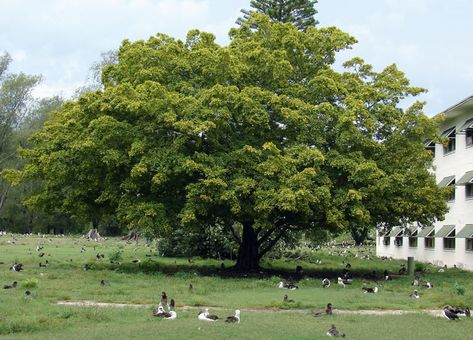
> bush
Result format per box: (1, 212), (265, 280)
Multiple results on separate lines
(454, 282), (466, 296)
(22, 278), (38, 288)
(109, 249), (123, 262)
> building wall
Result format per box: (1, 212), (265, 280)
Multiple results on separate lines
(376, 105), (473, 270)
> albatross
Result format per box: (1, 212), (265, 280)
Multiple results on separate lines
(225, 309), (241, 323)
(313, 303), (332, 317)
(326, 324), (345, 337)
(198, 308), (219, 321)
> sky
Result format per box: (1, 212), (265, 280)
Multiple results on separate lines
(1, 0), (472, 116)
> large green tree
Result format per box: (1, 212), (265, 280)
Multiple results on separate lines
(5, 15), (448, 270)
(237, 0), (318, 30)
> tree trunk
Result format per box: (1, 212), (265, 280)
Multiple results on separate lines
(234, 221), (260, 271)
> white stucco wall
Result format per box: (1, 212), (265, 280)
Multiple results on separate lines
(376, 99), (473, 270)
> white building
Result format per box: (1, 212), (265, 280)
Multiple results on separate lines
(376, 95), (473, 270)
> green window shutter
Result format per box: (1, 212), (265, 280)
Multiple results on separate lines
(440, 127), (455, 138)
(417, 226), (435, 238)
(457, 171), (473, 185)
(388, 227), (403, 237)
(455, 224), (473, 238)
(459, 118), (473, 132)
(438, 175), (455, 187)
(435, 225), (455, 238)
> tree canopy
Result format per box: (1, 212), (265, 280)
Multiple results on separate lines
(237, 0), (318, 30)
(5, 15), (448, 270)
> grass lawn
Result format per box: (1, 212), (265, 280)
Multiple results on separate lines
(0, 235), (471, 339)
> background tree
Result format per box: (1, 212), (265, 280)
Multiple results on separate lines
(5, 15), (448, 270)
(237, 0), (318, 30)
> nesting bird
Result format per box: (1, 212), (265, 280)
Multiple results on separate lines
(283, 294), (295, 303)
(422, 281), (433, 289)
(198, 308), (219, 321)
(322, 278), (331, 288)
(278, 281), (298, 290)
(3, 281), (17, 289)
(409, 290), (420, 299)
(10, 263), (23, 272)
(326, 324), (345, 337)
(313, 303), (333, 317)
(362, 286), (378, 294)
(163, 311), (177, 320)
(225, 309), (241, 323)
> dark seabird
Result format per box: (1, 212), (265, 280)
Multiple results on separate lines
(442, 306), (460, 320)
(161, 291), (167, 306)
(168, 299), (175, 310)
(326, 324), (345, 337)
(283, 294), (295, 303)
(362, 286), (378, 294)
(225, 309), (241, 323)
(313, 303), (333, 317)
(3, 281), (17, 289)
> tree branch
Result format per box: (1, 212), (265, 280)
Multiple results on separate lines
(258, 226), (289, 260)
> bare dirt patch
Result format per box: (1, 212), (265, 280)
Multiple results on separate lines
(56, 300), (442, 317)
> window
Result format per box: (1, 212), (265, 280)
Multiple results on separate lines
(466, 239), (473, 251)
(409, 237), (418, 247)
(425, 140), (435, 156)
(395, 236), (403, 247)
(443, 228), (456, 250)
(467, 128), (473, 147)
(448, 180), (456, 201)
(383, 237), (390, 246)
(466, 184), (473, 199)
(444, 238), (456, 249)
(425, 237), (435, 248)
(441, 127), (456, 154)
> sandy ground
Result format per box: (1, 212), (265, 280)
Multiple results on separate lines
(56, 300), (442, 317)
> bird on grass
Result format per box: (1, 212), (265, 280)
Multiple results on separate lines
(326, 324), (345, 337)
(189, 283), (193, 291)
(163, 311), (177, 320)
(278, 281), (298, 290)
(442, 306), (460, 320)
(225, 309), (241, 323)
(322, 278), (331, 288)
(422, 281), (433, 289)
(168, 299), (175, 311)
(3, 281), (17, 289)
(131, 259), (141, 264)
(10, 263), (23, 272)
(161, 292), (167, 306)
(198, 308), (219, 321)
(24, 290), (32, 296)
(100, 280), (110, 286)
(283, 294), (295, 303)
(362, 286), (378, 294)
(409, 290), (420, 299)
(313, 303), (333, 317)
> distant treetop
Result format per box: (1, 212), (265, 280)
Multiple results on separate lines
(237, 0), (318, 31)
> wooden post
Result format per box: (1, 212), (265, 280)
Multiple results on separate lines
(408, 257), (415, 276)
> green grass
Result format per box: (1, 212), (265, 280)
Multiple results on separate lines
(0, 235), (472, 339)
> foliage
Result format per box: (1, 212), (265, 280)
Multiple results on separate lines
(453, 282), (466, 296)
(22, 278), (39, 288)
(237, 0), (318, 30)
(109, 248), (123, 262)
(5, 15), (449, 270)
(157, 222), (238, 258)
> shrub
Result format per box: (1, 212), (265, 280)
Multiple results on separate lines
(109, 249), (123, 262)
(22, 278), (38, 288)
(454, 282), (466, 296)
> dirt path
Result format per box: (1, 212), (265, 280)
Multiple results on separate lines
(56, 300), (442, 317)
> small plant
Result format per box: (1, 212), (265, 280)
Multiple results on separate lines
(22, 278), (39, 288)
(454, 282), (466, 296)
(109, 249), (123, 262)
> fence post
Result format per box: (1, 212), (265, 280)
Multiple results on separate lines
(407, 256), (415, 276)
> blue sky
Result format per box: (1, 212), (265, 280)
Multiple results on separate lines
(1, 0), (472, 115)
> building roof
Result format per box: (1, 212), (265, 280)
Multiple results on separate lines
(434, 95), (473, 121)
